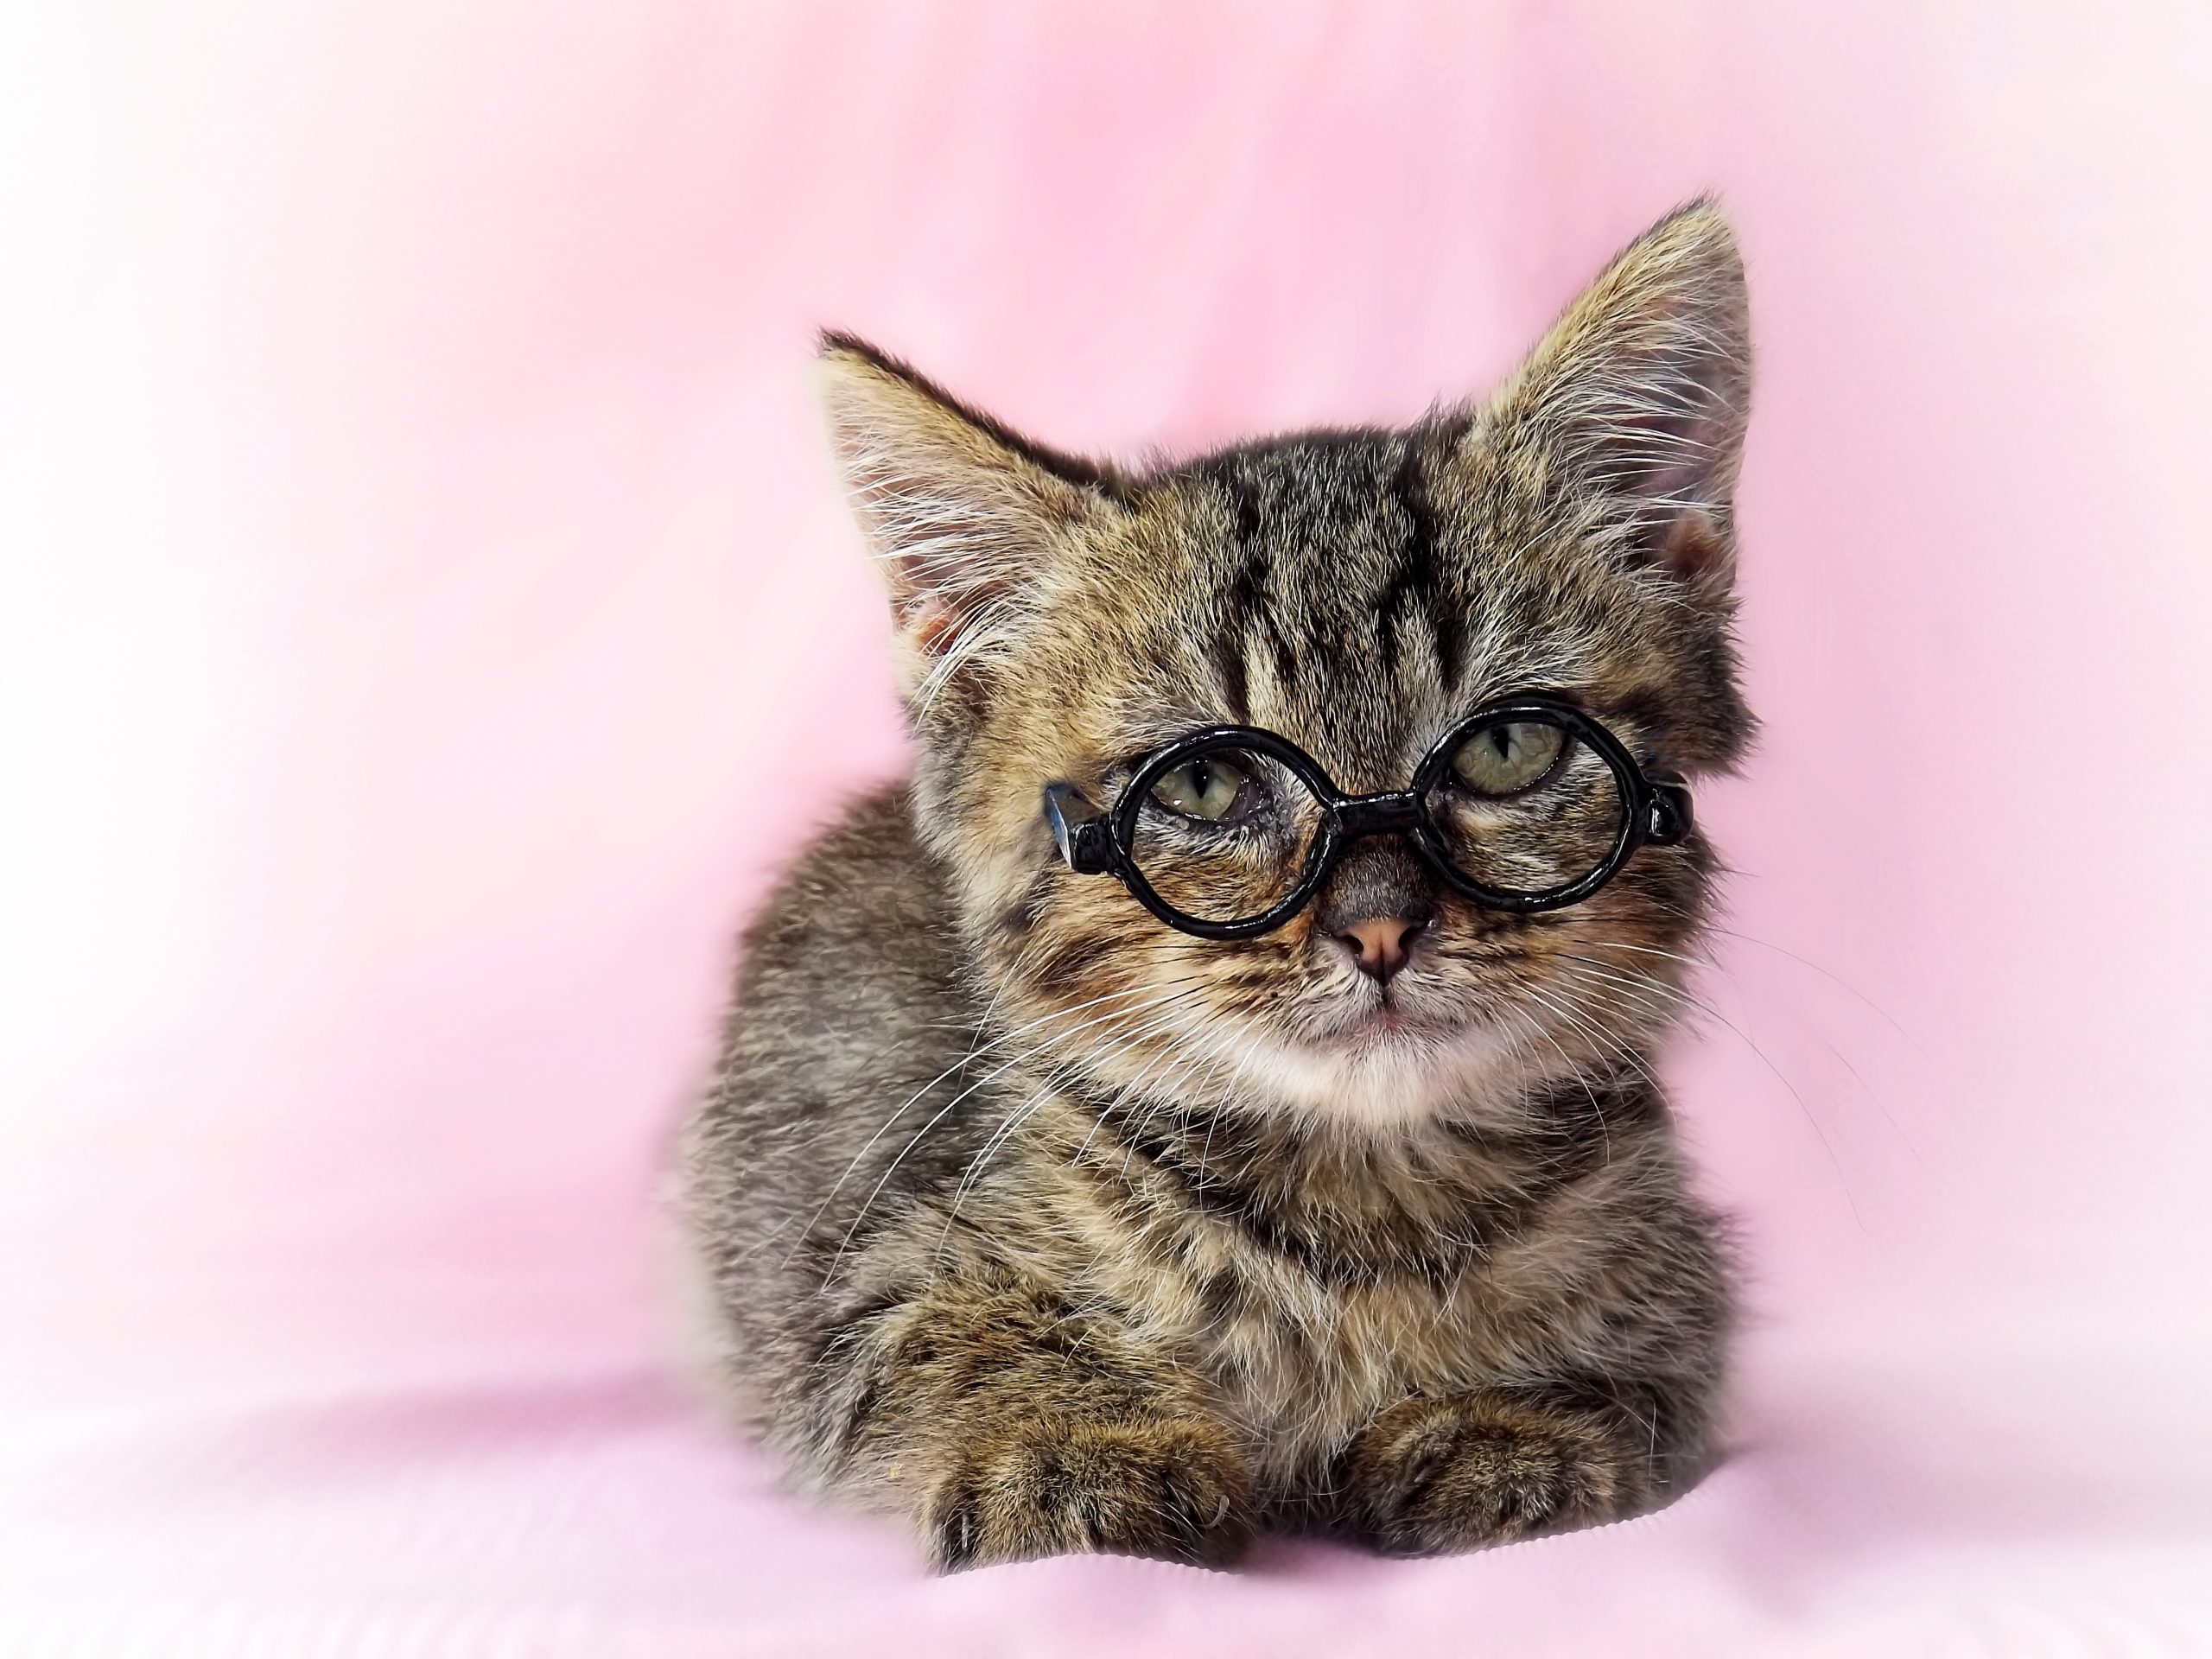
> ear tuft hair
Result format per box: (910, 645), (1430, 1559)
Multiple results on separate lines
(1483, 200), (1751, 590)
(814, 336), (1116, 701)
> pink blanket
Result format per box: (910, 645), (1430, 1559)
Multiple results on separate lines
(5, 3), (2210, 1651)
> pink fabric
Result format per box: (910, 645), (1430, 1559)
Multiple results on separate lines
(5, 3), (2211, 1650)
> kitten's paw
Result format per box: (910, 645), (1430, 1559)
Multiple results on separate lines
(1342, 1393), (1643, 1556)
(923, 1416), (1252, 1571)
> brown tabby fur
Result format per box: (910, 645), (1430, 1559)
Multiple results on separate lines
(678, 202), (1755, 1569)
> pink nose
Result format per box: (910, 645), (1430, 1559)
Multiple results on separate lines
(1336, 916), (1424, 982)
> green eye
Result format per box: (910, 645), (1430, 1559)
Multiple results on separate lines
(1452, 720), (1567, 797)
(1149, 753), (1255, 823)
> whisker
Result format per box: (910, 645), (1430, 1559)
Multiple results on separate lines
(779, 976), (1200, 1268)
(936, 995), (1211, 1250)
(1566, 946), (1927, 1171)
(812, 981), (1211, 1284)
(1554, 955), (1870, 1232)
(1510, 983), (1656, 1160)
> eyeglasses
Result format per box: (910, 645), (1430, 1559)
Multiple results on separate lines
(1042, 693), (1694, 941)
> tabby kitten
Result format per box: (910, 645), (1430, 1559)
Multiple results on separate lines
(679, 202), (1754, 1569)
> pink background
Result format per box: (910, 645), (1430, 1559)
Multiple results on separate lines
(5, 3), (2211, 1652)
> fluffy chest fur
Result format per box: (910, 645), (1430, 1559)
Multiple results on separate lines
(911, 1073), (1714, 1479)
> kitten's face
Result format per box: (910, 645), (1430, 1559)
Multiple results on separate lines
(822, 204), (1753, 1131)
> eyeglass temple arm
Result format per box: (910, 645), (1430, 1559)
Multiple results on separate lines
(1646, 778), (1694, 846)
(1043, 782), (1116, 874)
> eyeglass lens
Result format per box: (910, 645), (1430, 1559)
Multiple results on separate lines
(1417, 717), (1629, 899)
(1122, 741), (1325, 927)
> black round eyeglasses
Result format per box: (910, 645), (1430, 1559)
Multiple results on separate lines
(1041, 693), (1694, 941)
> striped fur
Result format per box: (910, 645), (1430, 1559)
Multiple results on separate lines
(680, 202), (1755, 1568)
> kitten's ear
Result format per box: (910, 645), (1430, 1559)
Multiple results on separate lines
(1482, 200), (1751, 591)
(815, 334), (1111, 685)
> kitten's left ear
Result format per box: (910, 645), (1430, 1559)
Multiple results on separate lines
(1483, 200), (1751, 591)
(815, 334), (1116, 692)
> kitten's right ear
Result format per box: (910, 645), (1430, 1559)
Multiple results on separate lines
(1478, 200), (1751, 595)
(815, 334), (1112, 689)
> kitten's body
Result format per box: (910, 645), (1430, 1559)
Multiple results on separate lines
(688, 789), (1726, 1556)
(680, 205), (1754, 1567)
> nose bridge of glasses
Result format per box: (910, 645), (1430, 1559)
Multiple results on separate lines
(1332, 790), (1424, 840)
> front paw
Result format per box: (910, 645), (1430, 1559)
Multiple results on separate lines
(924, 1416), (1252, 1571)
(1341, 1393), (1643, 1555)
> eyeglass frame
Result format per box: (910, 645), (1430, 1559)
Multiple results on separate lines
(1041, 692), (1694, 942)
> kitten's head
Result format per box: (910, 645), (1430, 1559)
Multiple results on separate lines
(818, 202), (1753, 1132)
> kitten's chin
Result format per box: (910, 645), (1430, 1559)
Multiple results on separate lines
(1236, 1014), (1530, 1133)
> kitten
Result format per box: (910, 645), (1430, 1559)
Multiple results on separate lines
(678, 201), (1753, 1569)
